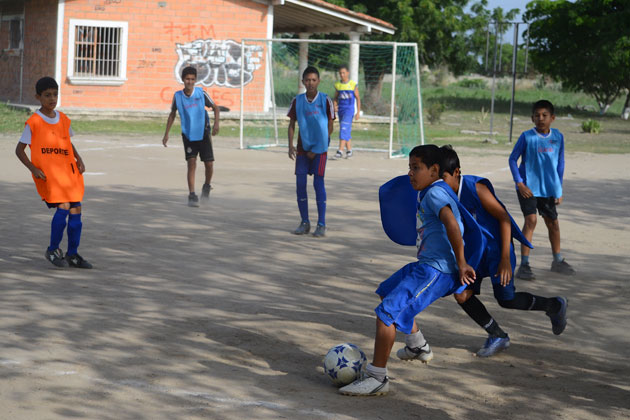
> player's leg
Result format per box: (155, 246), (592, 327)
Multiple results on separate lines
(45, 202), (69, 267)
(311, 153), (327, 237)
(199, 132), (214, 201)
(65, 203), (92, 269)
(345, 138), (353, 158)
(182, 134), (200, 207)
(516, 191), (538, 280)
(396, 320), (433, 362)
(539, 199), (575, 274)
(293, 154), (310, 234)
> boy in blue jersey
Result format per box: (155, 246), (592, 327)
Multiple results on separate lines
(395, 145), (567, 360)
(287, 66), (335, 237)
(509, 100), (575, 279)
(339, 145), (476, 396)
(163, 66), (220, 207)
(331, 65), (361, 160)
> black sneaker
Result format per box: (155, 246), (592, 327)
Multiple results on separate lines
(515, 262), (536, 280)
(188, 192), (200, 207)
(346, 150), (353, 159)
(65, 253), (93, 269)
(201, 183), (212, 201)
(45, 248), (68, 268)
(551, 259), (575, 275)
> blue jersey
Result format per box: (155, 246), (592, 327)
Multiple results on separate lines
(174, 87), (208, 141)
(334, 80), (357, 114)
(295, 92), (330, 154)
(509, 127), (565, 198)
(416, 180), (463, 273)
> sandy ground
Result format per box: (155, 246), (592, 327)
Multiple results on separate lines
(1, 133), (629, 420)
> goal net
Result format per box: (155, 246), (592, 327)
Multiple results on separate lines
(238, 39), (424, 158)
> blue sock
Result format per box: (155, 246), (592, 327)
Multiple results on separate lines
(67, 213), (83, 256)
(296, 174), (309, 222)
(49, 208), (69, 251)
(314, 175), (326, 226)
(521, 255), (529, 265)
(553, 253), (563, 262)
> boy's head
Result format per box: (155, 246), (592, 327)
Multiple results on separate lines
(181, 66), (197, 91)
(408, 144), (442, 191)
(440, 145), (461, 191)
(35, 77), (59, 111)
(531, 99), (555, 134)
(302, 66), (320, 94)
(338, 65), (349, 82)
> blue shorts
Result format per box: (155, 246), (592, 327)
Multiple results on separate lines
(375, 262), (460, 334)
(338, 110), (354, 141)
(467, 244), (516, 302)
(46, 201), (82, 209)
(295, 152), (327, 177)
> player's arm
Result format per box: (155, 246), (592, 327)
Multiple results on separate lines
(509, 134), (532, 198)
(71, 143), (86, 174)
(163, 108), (176, 147)
(333, 89), (339, 112)
(556, 134), (565, 205)
(440, 205), (476, 285)
(327, 97), (334, 136)
(477, 183), (512, 286)
(15, 141), (46, 180)
(288, 117), (297, 160)
(205, 91), (220, 136)
(354, 86), (361, 120)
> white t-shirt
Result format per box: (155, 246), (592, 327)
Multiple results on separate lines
(19, 110), (75, 144)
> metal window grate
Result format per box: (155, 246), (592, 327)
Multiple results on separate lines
(73, 25), (121, 77)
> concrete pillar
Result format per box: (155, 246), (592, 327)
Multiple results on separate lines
(298, 32), (309, 93)
(349, 32), (360, 84)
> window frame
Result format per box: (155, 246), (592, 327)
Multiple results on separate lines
(67, 18), (128, 86)
(1, 14), (24, 52)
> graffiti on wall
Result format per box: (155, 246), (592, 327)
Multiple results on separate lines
(174, 39), (263, 88)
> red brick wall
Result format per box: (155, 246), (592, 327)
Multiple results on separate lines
(58, 0), (269, 112)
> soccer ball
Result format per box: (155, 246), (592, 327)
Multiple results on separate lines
(323, 343), (367, 386)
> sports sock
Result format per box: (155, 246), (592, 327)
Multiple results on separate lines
(521, 255), (530, 265)
(460, 296), (507, 338)
(67, 213), (82, 256)
(553, 253), (564, 262)
(366, 363), (387, 382)
(296, 174), (308, 222)
(49, 208), (69, 251)
(498, 292), (559, 314)
(406, 330), (426, 349)
(313, 175), (326, 226)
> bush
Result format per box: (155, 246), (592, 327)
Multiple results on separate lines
(426, 102), (446, 124)
(581, 119), (601, 134)
(454, 78), (487, 89)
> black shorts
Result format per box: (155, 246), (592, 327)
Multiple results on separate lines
(182, 131), (214, 162)
(517, 190), (558, 220)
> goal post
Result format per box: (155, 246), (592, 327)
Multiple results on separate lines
(239, 38), (425, 158)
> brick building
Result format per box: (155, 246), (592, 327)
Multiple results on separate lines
(0, 0), (394, 114)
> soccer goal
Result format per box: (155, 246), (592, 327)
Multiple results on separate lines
(238, 38), (425, 158)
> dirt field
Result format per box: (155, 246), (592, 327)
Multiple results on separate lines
(1, 133), (629, 419)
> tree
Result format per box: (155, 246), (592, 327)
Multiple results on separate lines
(525, 0), (630, 116)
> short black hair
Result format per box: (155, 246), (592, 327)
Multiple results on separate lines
(409, 144), (443, 175)
(440, 145), (460, 176)
(302, 66), (319, 79)
(36, 77), (58, 95)
(532, 99), (554, 115)
(338, 64), (349, 71)
(181, 66), (197, 80)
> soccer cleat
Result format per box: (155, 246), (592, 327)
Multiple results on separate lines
(188, 192), (200, 207)
(547, 296), (568, 335)
(476, 335), (510, 357)
(45, 248), (68, 268)
(515, 263), (536, 280)
(396, 343), (433, 363)
(339, 372), (389, 396)
(65, 253), (93, 269)
(312, 224), (326, 238)
(331, 150), (343, 160)
(201, 183), (212, 201)
(293, 221), (310, 235)
(346, 150), (353, 159)
(551, 259), (575, 275)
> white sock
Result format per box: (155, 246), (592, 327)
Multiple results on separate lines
(406, 330), (426, 349)
(366, 363), (387, 382)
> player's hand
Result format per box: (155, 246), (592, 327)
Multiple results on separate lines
(288, 145), (296, 160)
(76, 158), (86, 174)
(458, 263), (476, 285)
(517, 183), (533, 198)
(555, 196), (563, 205)
(212, 123), (219, 136)
(162, 135), (169, 147)
(31, 167), (46, 181)
(355, 113), (360, 121)
(496, 258), (512, 287)
(306, 151), (315, 160)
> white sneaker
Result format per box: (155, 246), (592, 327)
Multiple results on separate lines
(338, 372), (389, 396)
(396, 343), (433, 363)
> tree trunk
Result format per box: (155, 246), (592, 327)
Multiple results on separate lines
(622, 91), (630, 120)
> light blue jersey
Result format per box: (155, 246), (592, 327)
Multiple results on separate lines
(295, 92), (330, 154)
(416, 180), (463, 273)
(174, 87), (207, 141)
(509, 127), (565, 198)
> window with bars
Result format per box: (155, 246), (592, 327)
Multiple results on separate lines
(67, 19), (128, 85)
(9, 19), (23, 49)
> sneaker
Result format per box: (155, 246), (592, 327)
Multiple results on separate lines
(293, 221), (310, 235)
(515, 263), (536, 280)
(547, 296), (568, 335)
(476, 335), (510, 357)
(312, 224), (326, 237)
(188, 192), (200, 207)
(201, 184), (212, 201)
(396, 343), (433, 363)
(331, 150), (343, 160)
(65, 253), (93, 269)
(551, 259), (575, 275)
(45, 248), (68, 268)
(346, 150), (353, 159)
(339, 372), (389, 396)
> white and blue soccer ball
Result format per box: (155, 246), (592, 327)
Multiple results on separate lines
(323, 343), (367, 386)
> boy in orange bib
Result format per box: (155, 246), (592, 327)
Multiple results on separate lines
(15, 77), (92, 268)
